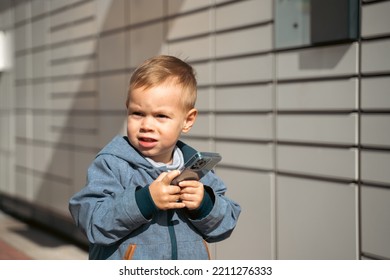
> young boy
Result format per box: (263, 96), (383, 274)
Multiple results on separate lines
(69, 55), (241, 260)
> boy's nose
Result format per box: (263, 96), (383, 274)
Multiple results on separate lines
(140, 116), (154, 131)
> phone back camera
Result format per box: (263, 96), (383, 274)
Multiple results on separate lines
(191, 158), (209, 170)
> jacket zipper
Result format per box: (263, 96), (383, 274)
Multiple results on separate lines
(167, 210), (178, 260)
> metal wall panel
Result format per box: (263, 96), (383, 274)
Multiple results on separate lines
(216, 114), (273, 140)
(361, 186), (390, 259)
(129, 0), (163, 25)
(361, 151), (390, 185)
(215, 26), (272, 57)
(216, 85), (273, 112)
(1, 0), (390, 260)
(98, 32), (126, 71)
(277, 176), (357, 259)
(167, 10), (210, 40)
(276, 44), (358, 79)
(216, 168), (273, 260)
(361, 77), (390, 109)
(277, 79), (358, 111)
(277, 114), (357, 145)
(167, 0), (212, 15)
(193, 62), (213, 86)
(128, 23), (166, 68)
(168, 36), (212, 61)
(361, 0), (390, 37)
(98, 73), (127, 111)
(362, 115), (390, 147)
(187, 114), (212, 137)
(215, 0), (272, 30)
(277, 146), (357, 180)
(360, 1), (390, 260)
(216, 55), (273, 84)
(362, 39), (390, 74)
(216, 141), (274, 170)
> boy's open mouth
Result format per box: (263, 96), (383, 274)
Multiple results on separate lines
(139, 137), (156, 142)
(138, 137), (158, 148)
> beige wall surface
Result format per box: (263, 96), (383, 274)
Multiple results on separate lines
(0, 0), (389, 260)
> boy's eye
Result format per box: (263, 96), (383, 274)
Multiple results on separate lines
(131, 111), (143, 117)
(156, 114), (169, 119)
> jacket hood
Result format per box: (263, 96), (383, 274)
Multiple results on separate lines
(96, 135), (198, 172)
(97, 136), (153, 171)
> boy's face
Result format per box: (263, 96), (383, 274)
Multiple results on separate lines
(126, 82), (197, 164)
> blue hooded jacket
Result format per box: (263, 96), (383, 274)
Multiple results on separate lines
(69, 135), (241, 259)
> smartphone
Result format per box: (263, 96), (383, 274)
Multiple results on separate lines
(171, 152), (222, 185)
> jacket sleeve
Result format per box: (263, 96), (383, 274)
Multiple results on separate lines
(186, 172), (241, 243)
(68, 154), (150, 245)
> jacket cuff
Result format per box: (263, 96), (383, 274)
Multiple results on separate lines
(135, 185), (158, 219)
(187, 186), (215, 220)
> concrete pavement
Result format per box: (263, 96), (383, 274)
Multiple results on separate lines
(0, 210), (88, 260)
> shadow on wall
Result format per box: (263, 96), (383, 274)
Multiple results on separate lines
(17, 0), (184, 246)
(299, 44), (350, 70)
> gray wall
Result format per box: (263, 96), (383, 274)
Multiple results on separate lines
(0, 0), (389, 260)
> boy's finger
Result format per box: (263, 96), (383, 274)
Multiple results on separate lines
(155, 172), (168, 182)
(169, 201), (186, 209)
(178, 180), (200, 188)
(168, 185), (181, 195)
(162, 170), (181, 184)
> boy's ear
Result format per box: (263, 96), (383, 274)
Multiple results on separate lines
(182, 108), (198, 133)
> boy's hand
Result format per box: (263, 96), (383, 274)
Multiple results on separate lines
(178, 180), (204, 210)
(149, 171), (186, 210)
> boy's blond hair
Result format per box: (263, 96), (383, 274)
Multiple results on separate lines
(126, 55), (197, 111)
